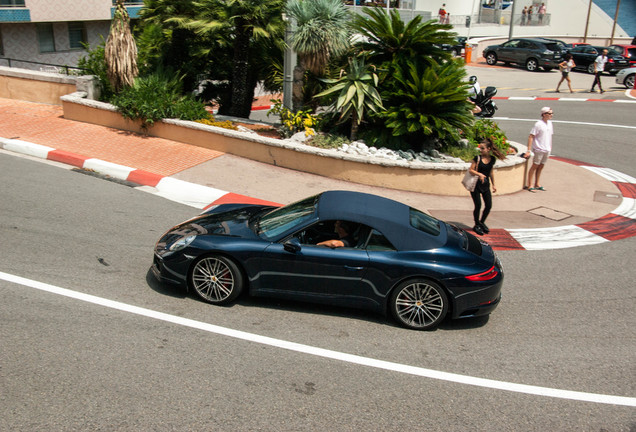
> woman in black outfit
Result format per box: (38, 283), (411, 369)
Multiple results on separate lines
(469, 138), (506, 235)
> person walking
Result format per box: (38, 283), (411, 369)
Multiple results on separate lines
(556, 54), (576, 93)
(521, 6), (528, 25)
(538, 3), (546, 24)
(527, 5), (533, 25)
(525, 107), (554, 192)
(469, 138), (506, 235)
(590, 49), (608, 93)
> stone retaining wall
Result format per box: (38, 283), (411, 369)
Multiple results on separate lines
(61, 93), (529, 196)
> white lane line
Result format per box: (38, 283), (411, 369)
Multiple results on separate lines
(1, 271), (634, 408)
(493, 117), (636, 129)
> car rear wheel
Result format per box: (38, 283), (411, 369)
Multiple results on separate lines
(587, 63), (595, 74)
(389, 279), (449, 330)
(525, 58), (539, 71)
(625, 74), (635, 89)
(189, 255), (244, 305)
(485, 52), (498, 65)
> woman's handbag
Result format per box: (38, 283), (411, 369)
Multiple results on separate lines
(462, 170), (478, 192)
(461, 157), (479, 192)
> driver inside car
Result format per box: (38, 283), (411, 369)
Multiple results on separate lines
(317, 220), (356, 248)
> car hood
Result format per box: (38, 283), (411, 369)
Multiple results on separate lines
(157, 205), (272, 251)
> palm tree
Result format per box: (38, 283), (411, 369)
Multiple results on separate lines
(105, 0), (138, 92)
(314, 57), (384, 140)
(286, 0), (351, 110)
(170, 0), (286, 118)
(351, 8), (456, 71)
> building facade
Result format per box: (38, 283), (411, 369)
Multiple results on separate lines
(0, 0), (142, 71)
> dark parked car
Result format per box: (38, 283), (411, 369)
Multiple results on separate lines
(568, 45), (630, 74)
(482, 37), (565, 71)
(152, 191), (503, 330)
(609, 44), (636, 65)
(440, 36), (467, 57)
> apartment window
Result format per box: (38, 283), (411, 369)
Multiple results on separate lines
(0, 0), (27, 6)
(37, 23), (55, 53)
(68, 22), (86, 49)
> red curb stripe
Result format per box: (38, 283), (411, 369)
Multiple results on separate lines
(550, 156), (600, 167)
(586, 98), (615, 102)
(127, 169), (164, 187)
(47, 149), (87, 168)
(577, 214), (636, 242)
(492, 96), (509, 100)
(482, 229), (525, 251)
(208, 192), (281, 207)
(615, 182), (636, 199)
(252, 105), (273, 111)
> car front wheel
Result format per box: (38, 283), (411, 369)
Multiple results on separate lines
(189, 255), (244, 305)
(525, 58), (539, 71)
(485, 52), (498, 65)
(625, 74), (635, 89)
(389, 279), (449, 330)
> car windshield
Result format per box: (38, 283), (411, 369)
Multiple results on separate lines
(255, 195), (318, 241)
(409, 208), (441, 236)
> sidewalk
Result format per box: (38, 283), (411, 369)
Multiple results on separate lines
(1, 97), (635, 251)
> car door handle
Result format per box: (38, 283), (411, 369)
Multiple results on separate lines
(344, 266), (365, 271)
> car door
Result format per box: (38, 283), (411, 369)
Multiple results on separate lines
(497, 40), (519, 62)
(254, 221), (370, 299)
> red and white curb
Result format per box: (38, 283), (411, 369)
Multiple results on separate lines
(493, 96), (636, 103)
(3, 137), (636, 251)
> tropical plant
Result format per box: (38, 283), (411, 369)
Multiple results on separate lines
(351, 8), (455, 71)
(286, 0), (351, 110)
(380, 59), (475, 149)
(314, 57), (384, 140)
(105, 0), (138, 92)
(168, 0), (286, 118)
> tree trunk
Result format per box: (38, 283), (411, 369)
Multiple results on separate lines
(292, 65), (304, 112)
(350, 110), (359, 141)
(228, 21), (254, 118)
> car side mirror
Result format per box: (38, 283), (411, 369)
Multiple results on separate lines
(283, 238), (302, 253)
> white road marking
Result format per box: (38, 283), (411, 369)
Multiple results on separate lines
(1, 270), (634, 408)
(493, 117), (636, 129)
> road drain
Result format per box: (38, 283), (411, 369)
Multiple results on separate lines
(528, 207), (572, 221)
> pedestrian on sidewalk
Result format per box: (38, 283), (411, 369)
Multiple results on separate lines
(590, 49), (608, 93)
(469, 138), (506, 236)
(521, 6), (528, 25)
(556, 54), (575, 93)
(525, 107), (554, 192)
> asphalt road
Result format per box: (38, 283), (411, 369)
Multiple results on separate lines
(1, 66), (635, 430)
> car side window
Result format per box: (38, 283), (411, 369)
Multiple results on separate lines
(585, 47), (597, 54)
(365, 229), (396, 252)
(518, 41), (531, 49)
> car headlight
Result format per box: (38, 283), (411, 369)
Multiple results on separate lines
(169, 235), (196, 252)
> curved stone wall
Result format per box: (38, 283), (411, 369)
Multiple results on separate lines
(61, 93), (529, 196)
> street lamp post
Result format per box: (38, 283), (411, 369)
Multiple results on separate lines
(282, 14), (296, 111)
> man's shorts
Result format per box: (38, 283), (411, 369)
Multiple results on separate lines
(533, 150), (550, 165)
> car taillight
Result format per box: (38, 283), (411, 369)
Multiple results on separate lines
(609, 58), (615, 63)
(465, 266), (498, 281)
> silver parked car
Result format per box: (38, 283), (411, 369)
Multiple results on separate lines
(615, 66), (636, 89)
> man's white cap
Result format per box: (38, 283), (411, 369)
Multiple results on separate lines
(541, 106), (552, 114)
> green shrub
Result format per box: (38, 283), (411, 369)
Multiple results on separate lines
(110, 72), (208, 128)
(77, 39), (114, 102)
(468, 119), (510, 154)
(267, 101), (317, 138)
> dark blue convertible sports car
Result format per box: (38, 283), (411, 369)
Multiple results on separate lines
(152, 191), (503, 330)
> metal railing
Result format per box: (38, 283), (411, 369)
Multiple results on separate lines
(0, 57), (86, 75)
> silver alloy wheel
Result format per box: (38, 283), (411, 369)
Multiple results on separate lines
(391, 280), (448, 330)
(190, 256), (242, 304)
(526, 58), (538, 71)
(486, 53), (497, 65)
(625, 74), (635, 89)
(587, 63), (596, 74)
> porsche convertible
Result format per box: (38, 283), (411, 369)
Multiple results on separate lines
(152, 191), (503, 330)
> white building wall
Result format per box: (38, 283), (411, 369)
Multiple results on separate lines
(28, 0), (111, 22)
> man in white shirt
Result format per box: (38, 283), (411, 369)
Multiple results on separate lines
(590, 49), (608, 93)
(524, 107), (554, 191)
